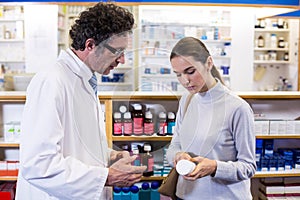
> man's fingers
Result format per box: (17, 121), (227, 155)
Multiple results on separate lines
(130, 165), (147, 174)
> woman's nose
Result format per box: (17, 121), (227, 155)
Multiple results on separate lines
(181, 74), (189, 84)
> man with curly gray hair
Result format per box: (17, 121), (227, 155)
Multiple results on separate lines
(16, 3), (146, 200)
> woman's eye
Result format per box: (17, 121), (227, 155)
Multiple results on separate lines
(175, 73), (181, 77)
(186, 69), (196, 75)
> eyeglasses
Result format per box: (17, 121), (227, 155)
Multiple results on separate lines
(103, 43), (125, 57)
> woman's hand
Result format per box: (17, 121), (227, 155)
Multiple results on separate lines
(174, 152), (192, 167)
(183, 156), (217, 180)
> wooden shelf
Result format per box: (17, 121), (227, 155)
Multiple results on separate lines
(256, 135), (300, 139)
(143, 169), (300, 180)
(236, 91), (300, 100)
(254, 47), (289, 51)
(112, 135), (172, 142)
(0, 91), (299, 102)
(254, 28), (289, 32)
(0, 138), (19, 147)
(253, 60), (290, 64)
(254, 169), (300, 178)
(0, 91), (26, 102)
(141, 176), (165, 181)
(0, 176), (18, 181)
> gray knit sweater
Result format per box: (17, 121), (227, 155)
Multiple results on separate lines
(166, 81), (256, 200)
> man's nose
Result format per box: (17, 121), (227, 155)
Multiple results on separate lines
(116, 53), (125, 64)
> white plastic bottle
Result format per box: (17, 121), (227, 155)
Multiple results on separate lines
(270, 34), (277, 48)
(176, 160), (196, 175)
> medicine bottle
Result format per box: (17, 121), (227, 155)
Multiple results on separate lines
(270, 34), (277, 48)
(121, 144), (130, 152)
(167, 112), (176, 135)
(122, 187), (131, 200)
(132, 104), (144, 135)
(139, 182), (151, 200)
(119, 105), (127, 114)
(143, 110), (154, 136)
(123, 112), (133, 136)
(113, 186), (122, 200)
(132, 149), (141, 166)
(130, 185), (139, 200)
(176, 159), (196, 175)
(113, 112), (122, 136)
(284, 52), (289, 61)
(278, 37), (285, 48)
(277, 18), (284, 29)
(141, 144), (154, 177)
(158, 112), (167, 136)
(150, 181), (160, 200)
(258, 35), (264, 48)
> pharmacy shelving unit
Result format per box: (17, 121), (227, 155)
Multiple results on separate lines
(57, 6), (67, 55)
(0, 6), (25, 73)
(103, 91), (300, 182)
(137, 6), (232, 92)
(0, 91), (300, 187)
(253, 18), (299, 91)
(0, 92), (25, 182)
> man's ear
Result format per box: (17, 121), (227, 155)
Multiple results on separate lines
(85, 38), (96, 51)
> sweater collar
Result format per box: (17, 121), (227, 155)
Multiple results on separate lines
(196, 79), (227, 103)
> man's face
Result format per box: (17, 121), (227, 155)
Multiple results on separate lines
(86, 34), (129, 75)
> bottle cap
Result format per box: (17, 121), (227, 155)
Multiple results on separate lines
(176, 159), (196, 175)
(124, 112), (131, 119)
(113, 186), (122, 193)
(130, 185), (139, 193)
(114, 112), (121, 119)
(119, 105), (127, 113)
(143, 144), (152, 152)
(141, 182), (149, 190)
(132, 149), (139, 155)
(151, 181), (160, 189)
(134, 104), (142, 110)
(145, 111), (152, 119)
(159, 112), (166, 119)
(122, 187), (131, 193)
(168, 112), (175, 119)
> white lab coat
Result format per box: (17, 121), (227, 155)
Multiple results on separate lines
(16, 49), (113, 200)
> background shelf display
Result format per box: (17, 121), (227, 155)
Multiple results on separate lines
(0, 91), (299, 197)
(0, 6), (25, 75)
(137, 6), (232, 92)
(253, 18), (299, 92)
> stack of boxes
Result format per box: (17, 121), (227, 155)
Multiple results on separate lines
(256, 139), (300, 172)
(258, 177), (300, 199)
(254, 120), (300, 136)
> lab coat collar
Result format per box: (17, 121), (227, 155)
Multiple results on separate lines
(59, 48), (93, 81)
(58, 49), (97, 99)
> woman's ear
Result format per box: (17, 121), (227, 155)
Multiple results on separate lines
(206, 56), (213, 71)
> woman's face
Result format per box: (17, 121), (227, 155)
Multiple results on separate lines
(171, 56), (209, 93)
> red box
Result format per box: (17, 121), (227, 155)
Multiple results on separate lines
(0, 182), (16, 200)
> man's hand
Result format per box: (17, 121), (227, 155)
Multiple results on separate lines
(109, 150), (130, 165)
(106, 155), (147, 187)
